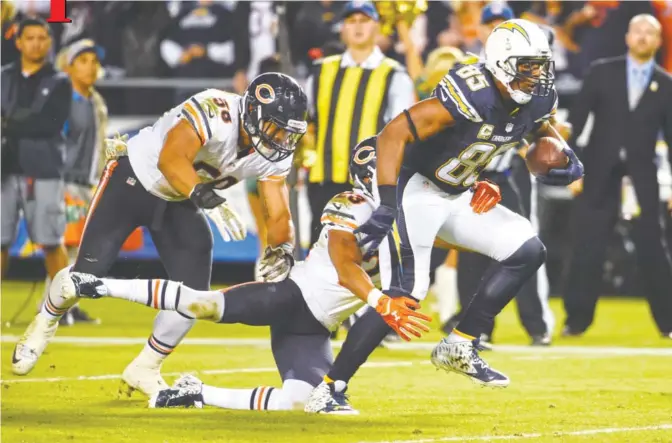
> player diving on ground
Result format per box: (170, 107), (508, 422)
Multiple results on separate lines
(49, 147), (431, 413)
(353, 19), (583, 389)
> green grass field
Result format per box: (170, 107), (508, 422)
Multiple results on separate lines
(1, 280), (671, 443)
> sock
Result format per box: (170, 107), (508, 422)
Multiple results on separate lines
(447, 329), (474, 343)
(433, 264), (459, 324)
(327, 307), (391, 383)
(202, 385), (286, 410)
(457, 237), (545, 337)
(101, 278), (225, 321)
(39, 270), (76, 321)
(144, 311), (196, 359)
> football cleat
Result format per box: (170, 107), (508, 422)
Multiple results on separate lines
(11, 314), (59, 375)
(65, 272), (108, 299)
(431, 337), (509, 388)
(119, 354), (169, 398)
(531, 333), (551, 346)
(149, 374), (204, 409)
(304, 380), (359, 415)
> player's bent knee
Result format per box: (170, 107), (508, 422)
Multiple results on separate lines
(504, 236), (546, 269)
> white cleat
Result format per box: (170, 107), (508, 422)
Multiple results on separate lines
(304, 381), (359, 415)
(120, 357), (169, 398)
(11, 314), (59, 375)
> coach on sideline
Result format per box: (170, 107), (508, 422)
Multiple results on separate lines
(304, 0), (416, 245)
(1, 18), (71, 283)
(563, 14), (672, 339)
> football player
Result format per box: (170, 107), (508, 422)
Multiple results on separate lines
(52, 147), (431, 413)
(355, 19), (583, 387)
(11, 73), (306, 397)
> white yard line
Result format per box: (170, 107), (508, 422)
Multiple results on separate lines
(2, 335), (672, 356)
(0, 360), (420, 384)
(358, 424), (672, 443)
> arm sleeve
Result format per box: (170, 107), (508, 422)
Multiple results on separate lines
(434, 71), (484, 123)
(6, 76), (72, 138)
(567, 62), (600, 148)
(384, 70), (416, 123)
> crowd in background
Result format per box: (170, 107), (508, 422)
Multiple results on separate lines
(2, 0), (672, 338)
(3, 1), (671, 91)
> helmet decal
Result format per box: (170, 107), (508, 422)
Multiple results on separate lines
(494, 22), (531, 45)
(353, 145), (375, 165)
(255, 84), (276, 104)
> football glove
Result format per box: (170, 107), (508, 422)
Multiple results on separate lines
(104, 133), (129, 161)
(190, 183), (246, 242)
(354, 184), (397, 260)
(256, 242), (295, 282)
(368, 290), (431, 341)
(470, 180), (501, 214)
(536, 148), (584, 186)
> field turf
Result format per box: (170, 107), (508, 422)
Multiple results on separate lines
(1, 281), (671, 443)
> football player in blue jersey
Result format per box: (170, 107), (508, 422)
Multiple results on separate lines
(355, 19), (584, 387)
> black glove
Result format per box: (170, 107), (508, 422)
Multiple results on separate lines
(354, 185), (397, 260)
(536, 148), (584, 186)
(189, 182), (226, 209)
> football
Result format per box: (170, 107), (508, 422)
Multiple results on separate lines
(525, 137), (568, 176)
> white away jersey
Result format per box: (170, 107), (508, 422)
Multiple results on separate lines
(289, 190), (396, 331)
(127, 89), (292, 201)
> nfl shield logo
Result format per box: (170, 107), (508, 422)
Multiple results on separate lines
(505, 123), (514, 133)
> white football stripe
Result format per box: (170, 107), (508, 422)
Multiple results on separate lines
(359, 424), (672, 443)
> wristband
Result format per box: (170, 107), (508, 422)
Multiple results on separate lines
(377, 185), (397, 209)
(366, 288), (384, 308)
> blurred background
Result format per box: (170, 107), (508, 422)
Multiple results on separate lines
(2, 0), (672, 337)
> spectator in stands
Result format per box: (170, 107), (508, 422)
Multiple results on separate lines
(54, 39), (108, 326)
(160, 0), (250, 100)
(563, 14), (672, 339)
(2, 0), (19, 65)
(423, 0), (462, 58)
(247, 1), (277, 79)
(1, 18), (71, 288)
(561, 1), (654, 77)
(292, 0), (345, 73)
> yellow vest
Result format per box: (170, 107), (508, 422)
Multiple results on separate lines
(310, 55), (398, 183)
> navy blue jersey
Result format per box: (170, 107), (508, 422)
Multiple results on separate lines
(403, 63), (557, 194)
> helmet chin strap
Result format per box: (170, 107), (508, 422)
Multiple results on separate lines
(506, 82), (532, 104)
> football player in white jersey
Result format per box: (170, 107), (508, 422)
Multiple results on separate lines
(50, 147), (431, 412)
(11, 73), (308, 395)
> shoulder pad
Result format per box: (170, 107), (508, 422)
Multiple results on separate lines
(321, 191), (371, 233)
(435, 64), (493, 123)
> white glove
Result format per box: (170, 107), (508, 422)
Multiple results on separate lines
(255, 242), (294, 282)
(104, 133), (129, 161)
(204, 203), (246, 242)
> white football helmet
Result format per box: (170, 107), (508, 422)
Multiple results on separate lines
(484, 19), (554, 105)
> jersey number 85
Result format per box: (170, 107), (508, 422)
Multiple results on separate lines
(436, 142), (518, 187)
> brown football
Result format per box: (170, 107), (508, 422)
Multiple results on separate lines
(525, 137), (568, 176)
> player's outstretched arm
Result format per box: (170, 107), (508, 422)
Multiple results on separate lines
(328, 231), (431, 341)
(355, 98), (456, 257)
(256, 179), (296, 282)
(158, 119), (203, 198)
